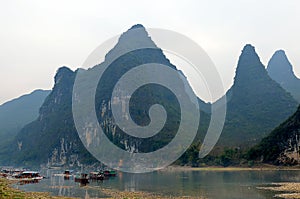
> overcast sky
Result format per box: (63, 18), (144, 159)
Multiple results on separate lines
(0, 0), (299, 104)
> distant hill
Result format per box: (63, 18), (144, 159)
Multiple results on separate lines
(267, 50), (300, 103)
(215, 45), (298, 148)
(247, 105), (300, 165)
(0, 90), (50, 145)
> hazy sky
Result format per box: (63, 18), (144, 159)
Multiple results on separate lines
(0, 0), (299, 104)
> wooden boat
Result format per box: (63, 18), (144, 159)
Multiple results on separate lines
(103, 170), (110, 177)
(103, 169), (117, 177)
(89, 172), (104, 180)
(64, 170), (71, 175)
(14, 171), (43, 180)
(8, 171), (44, 183)
(74, 173), (89, 184)
(64, 170), (73, 180)
(53, 170), (74, 177)
(109, 170), (117, 177)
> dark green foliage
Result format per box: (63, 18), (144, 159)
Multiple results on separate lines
(176, 110), (211, 166)
(217, 148), (244, 167)
(212, 148), (245, 167)
(177, 147), (247, 167)
(177, 142), (201, 167)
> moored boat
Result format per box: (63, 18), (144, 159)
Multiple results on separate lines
(89, 172), (104, 180)
(103, 169), (117, 177)
(15, 171), (43, 180)
(74, 173), (89, 184)
(109, 170), (117, 177)
(8, 171), (44, 183)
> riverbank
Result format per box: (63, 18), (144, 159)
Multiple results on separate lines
(165, 165), (300, 172)
(98, 187), (206, 199)
(2, 167), (300, 199)
(1, 177), (206, 199)
(258, 183), (300, 199)
(0, 177), (75, 199)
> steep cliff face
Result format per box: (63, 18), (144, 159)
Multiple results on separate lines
(74, 24), (205, 154)
(248, 106), (300, 165)
(0, 67), (97, 167)
(48, 138), (80, 167)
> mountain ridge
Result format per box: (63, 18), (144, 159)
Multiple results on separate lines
(267, 50), (300, 103)
(0, 26), (298, 167)
(215, 44), (298, 148)
(0, 24), (209, 167)
(0, 89), (50, 147)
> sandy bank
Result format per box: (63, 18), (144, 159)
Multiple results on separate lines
(165, 165), (300, 172)
(258, 183), (300, 199)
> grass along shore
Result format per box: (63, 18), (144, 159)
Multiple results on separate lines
(0, 177), (75, 199)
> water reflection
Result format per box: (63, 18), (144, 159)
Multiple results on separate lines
(15, 169), (107, 198)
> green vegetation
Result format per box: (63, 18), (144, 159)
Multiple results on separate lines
(215, 44), (298, 148)
(177, 146), (249, 167)
(0, 177), (24, 198)
(247, 105), (300, 165)
(0, 177), (74, 199)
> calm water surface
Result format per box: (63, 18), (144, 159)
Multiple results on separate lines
(15, 169), (300, 199)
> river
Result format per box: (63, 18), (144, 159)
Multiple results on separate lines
(15, 169), (300, 199)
